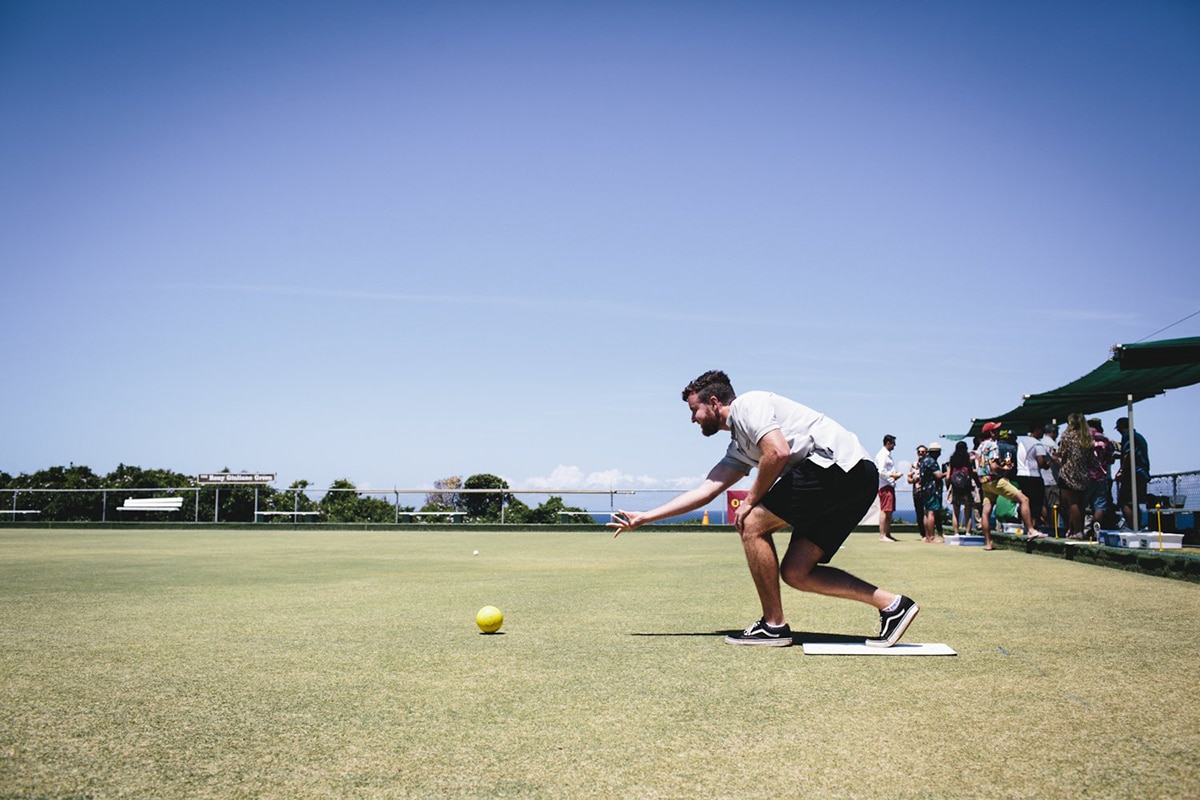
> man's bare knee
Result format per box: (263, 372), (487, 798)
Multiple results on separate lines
(738, 508), (787, 543)
(780, 560), (818, 592)
(780, 539), (824, 592)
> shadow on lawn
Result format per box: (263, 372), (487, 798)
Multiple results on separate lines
(631, 630), (864, 645)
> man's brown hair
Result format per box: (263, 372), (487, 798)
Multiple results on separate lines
(682, 370), (735, 404)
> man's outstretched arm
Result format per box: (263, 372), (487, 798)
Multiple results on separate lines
(608, 463), (746, 537)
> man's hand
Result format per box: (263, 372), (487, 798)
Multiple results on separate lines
(733, 499), (755, 533)
(607, 510), (645, 538)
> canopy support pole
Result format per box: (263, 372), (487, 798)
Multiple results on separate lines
(1127, 394), (1139, 532)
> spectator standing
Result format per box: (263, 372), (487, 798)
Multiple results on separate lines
(946, 441), (978, 535)
(977, 422), (1042, 549)
(1114, 417), (1150, 529)
(1087, 418), (1116, 533)
(907, 445), (927, 539)
(1016, 423), (1051, 530)
(1040, 423), (1061, 533)
(919, 443), (945, 543)
(1055, 413), (1099, 539)
(874, 434), (902, 542)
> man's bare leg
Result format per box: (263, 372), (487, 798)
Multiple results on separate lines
(737, 507), (790, 625)
(736, 507), (917, 647)
(981, 497), (994, 549)
(879, 509), (896, 541)
(780, 536), (919, 647)
(779, 537), (896, 610)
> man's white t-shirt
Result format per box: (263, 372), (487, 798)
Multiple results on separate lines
(718, 391), (870, 475)
(1040, 434), (1058, 486)
(1018, 436), (1048, 479)
(875, 446), (897, 488)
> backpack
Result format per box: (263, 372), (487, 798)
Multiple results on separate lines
(950, 465), (972, 493)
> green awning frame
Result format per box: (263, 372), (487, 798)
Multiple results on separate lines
(965, 336), (1200, 531)
(967, 336), (1200, 438)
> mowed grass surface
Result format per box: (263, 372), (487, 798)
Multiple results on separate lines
(2, 529), (1198, 799)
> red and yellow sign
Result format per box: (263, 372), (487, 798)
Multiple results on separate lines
(726, 490), (748, 523)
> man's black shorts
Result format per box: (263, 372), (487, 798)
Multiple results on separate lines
(1015, 476), (1045, 517)
(760, 459), (878, 563)
(1117, 474), (1149, 504)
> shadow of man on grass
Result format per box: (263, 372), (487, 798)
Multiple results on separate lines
(631, 630), (864, 646)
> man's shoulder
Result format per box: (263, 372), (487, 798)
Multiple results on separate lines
(729, 390), (770, 413)
(729, 391), (773, 418)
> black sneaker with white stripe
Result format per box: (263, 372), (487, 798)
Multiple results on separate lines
(725, 618), (792, 647)
(866, 596), (919, 648)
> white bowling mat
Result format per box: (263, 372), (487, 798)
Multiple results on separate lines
(802, 642), (957, 656)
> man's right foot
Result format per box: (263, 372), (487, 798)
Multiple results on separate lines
(725, 618), (792, 647)
(866, 596), (919, 648)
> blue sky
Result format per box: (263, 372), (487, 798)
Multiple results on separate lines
(3, 1), (1199, 499)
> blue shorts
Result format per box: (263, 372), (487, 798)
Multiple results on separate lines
(1084, 479), (1110, 512)
(760, 459), (878, 564)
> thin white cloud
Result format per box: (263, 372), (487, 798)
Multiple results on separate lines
(1023, 307), (1139, 325)
(164, 283), (799, 327)
(170, 282), (577, 310)
(519, 465), (703, 492)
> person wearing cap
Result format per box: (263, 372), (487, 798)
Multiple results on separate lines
(918, 442), (946, 542)
(874, 435), (902, 542)
(977, 421), (1044, 549)
(1114, 417), (1150, 529)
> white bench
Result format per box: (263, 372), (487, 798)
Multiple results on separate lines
(118, 497), (184, 513)
(5, 509), (41, 521)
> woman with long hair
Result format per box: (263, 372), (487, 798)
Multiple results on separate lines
(946, 441), (978, 535)
(1054, 413), (1098, 539)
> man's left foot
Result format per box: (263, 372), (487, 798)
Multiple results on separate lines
(866, 596), (919, 648)
(725, 618), (792, 646)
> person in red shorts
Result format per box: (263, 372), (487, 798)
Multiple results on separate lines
(874, 434), (902, 542)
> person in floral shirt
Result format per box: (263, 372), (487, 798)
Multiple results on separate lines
(976, 421), (1042, 549)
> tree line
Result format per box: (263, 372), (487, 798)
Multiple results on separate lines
(0, 465), (593, 524)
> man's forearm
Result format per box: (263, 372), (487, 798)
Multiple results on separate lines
(744, 451), (789, 507)
(641, 481), (725, 524)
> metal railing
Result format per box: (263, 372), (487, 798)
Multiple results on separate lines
(6, 476), (1197, 527)
(1148, 470), (1200, 509)
(2, 487), (719, 525)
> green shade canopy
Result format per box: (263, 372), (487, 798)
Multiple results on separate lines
(967, 337), (1200, 438)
